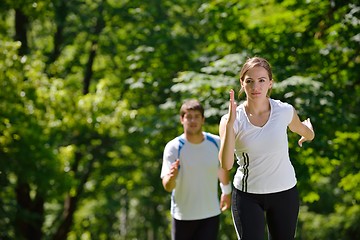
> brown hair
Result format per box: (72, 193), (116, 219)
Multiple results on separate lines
(180, 99), (204, 117)
(239, 57), (273, 97)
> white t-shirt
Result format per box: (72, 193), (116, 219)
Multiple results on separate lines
(223, 98), (296, 194)
(160, 132), (221, 220)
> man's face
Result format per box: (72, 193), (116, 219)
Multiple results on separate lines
(180, 110), (205, 135)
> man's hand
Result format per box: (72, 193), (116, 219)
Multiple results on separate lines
(162, 159), (180, 192)
(169, 159), (180, 179)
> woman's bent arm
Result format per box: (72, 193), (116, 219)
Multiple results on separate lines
(288, 108), (315, 147)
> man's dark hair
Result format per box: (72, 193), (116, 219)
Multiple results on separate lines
(180, 99), (204, 117)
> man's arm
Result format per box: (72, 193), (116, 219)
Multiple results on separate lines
(162, 159), (180, 192)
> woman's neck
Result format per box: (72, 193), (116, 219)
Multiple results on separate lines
(244, 98), (270, 116)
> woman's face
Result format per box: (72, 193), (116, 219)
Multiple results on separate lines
(241, 66), (272, 100)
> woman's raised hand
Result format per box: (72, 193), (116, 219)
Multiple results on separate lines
(227, 89), (237, 125)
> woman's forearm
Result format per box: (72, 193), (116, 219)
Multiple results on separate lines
(219, 120), (235, 170)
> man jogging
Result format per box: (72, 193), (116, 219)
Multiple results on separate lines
(161, 99), (231, 240)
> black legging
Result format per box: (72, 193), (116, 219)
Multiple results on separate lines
(231, 186), (299, 240)
(172, 215), (220, 240)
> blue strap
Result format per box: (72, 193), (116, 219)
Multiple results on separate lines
(176, 137), (185, 170)
(177, 137), (185, 158)
(205, 132), (219, 150)
(178, 133), (219, 158)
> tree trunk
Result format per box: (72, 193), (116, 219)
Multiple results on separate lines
(47, 1), (68, 66)
(14, 9), (29, 56)
(52, 195), (78, 240)
(14, 8), (45, 240)
(15, 183), (44, 240)
(52, 154), (96, 240)
(82, 43), (97, 95)
(82, 2), (105, 94)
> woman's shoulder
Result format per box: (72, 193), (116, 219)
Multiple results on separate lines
(270, 99), (294, 123)
(270, 98), (293, 110)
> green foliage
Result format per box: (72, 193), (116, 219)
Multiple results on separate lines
(172, 53), (246, 126)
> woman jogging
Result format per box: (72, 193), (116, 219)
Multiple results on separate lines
(219, 57), (315, 240)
